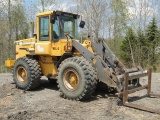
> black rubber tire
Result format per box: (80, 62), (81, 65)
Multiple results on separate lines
(12, 69), (15, 82)
(57, 57), (97, 100)
(13, 57), (41, 90)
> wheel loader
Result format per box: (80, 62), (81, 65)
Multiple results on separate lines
(5, 11), (160, 113)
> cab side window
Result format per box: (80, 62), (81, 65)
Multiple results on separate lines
(40, 16), (49, 41)
(52, 20), (60, 42)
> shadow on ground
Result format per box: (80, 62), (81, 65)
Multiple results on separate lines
(38, 79), (119, 102)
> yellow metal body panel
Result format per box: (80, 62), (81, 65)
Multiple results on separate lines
(82, 40), (94, 53)
(35, 42), (51, 55)
(15, 38), (36, 59)
(51, 39), (72, 56)
(36, 11), (53, 17)
(38, 56), (57, 76)
(5, 59), (15, 68)
(34, 39), (73, 57)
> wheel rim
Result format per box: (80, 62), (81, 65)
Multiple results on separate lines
(63, 69), (79, 91)
(16, 66), (27, 83)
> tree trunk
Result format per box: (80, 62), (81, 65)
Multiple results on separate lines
(41, 0), (45, 12)
(8, 0), (11, 58)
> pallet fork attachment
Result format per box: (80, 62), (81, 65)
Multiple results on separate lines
(116, 68), (160, 114)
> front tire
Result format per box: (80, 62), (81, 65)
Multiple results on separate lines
(13, 57), (41, 90)
(57, 57), (97, 100)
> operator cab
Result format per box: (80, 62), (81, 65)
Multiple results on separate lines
(35, 11), (85, 56)
(37, 11), (85, 42)
(51, 11), (79, 42)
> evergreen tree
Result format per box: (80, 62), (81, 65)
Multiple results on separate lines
(146, 17), (159, 66)
(120, 27), (137, 67)
(120, 18), (160, 70)
(136, 29), (148, 67)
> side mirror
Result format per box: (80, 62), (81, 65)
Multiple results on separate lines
(50, 15), (56, 24)
(79, 21), (85, 28)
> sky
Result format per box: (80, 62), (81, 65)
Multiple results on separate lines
(22, 0), (160, 38)
(23, 0), (159, 17)
(24, 0), (75, 12)
(23, 0), (77, 22)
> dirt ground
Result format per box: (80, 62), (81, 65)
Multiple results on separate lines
(0, 73), (160, 120)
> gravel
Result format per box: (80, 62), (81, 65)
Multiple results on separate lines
(0, 73), (160, 120)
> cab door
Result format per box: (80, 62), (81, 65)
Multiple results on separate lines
(51, 18), (64, 56)
(35, 16), (51, 55)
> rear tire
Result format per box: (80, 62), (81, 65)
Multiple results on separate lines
(13, 57), (41, 90)
(57, 57), (97, 100)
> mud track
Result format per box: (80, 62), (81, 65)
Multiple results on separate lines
(0, 73), (160, 120)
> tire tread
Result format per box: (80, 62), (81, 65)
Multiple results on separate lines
(57, 57), (97, 100)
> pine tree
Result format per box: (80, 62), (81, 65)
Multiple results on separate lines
(136, 29), (148, 67)
(146, 17), (159, 67)
(120, 27), (137, 67)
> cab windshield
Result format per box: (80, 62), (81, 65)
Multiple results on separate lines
(52, 14), (78, 41)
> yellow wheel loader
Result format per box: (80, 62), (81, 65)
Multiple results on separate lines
(5, 11), (160, 113)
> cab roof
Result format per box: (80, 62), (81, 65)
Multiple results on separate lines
(36, 10), (79, 17)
